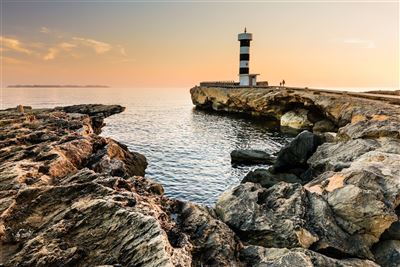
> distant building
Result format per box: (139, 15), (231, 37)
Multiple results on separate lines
(238, 28), (259, 86)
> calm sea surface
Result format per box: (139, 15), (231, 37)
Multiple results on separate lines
(2, 87), (292, 205)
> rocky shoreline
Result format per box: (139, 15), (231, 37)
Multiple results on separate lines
(0, 90), (399, 266)
(190, 86), (400, 266)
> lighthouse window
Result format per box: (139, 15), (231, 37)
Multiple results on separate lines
(240, 54), (250, 60)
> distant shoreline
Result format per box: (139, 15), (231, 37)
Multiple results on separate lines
(7, 85), (110, 88)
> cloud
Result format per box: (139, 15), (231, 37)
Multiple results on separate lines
(2, 32), (127, 62)
(59, 42), (77, 51)
(2, 56), (28, 65)
(117, 45), (127, 56)
(72, 37), (112, 54)
(43, 47), (58, 60)
(0, 36), (32, 54)
(40, 27), (50, 34)
(343, 38), (375, 49)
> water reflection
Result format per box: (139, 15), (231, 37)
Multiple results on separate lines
(2, 87), (291, 205)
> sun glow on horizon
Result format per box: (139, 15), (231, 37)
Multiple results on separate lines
(1, 2), (399, 89)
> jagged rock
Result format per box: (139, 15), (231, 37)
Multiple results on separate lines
(242, 168), (302, 188)
(280, 109), (313, 131)
(0, 177), (189, 266)
(190, 86), (400, 265)
(56, 104), (125, 118)
(231, 150), (275, 165)
(216, 182), (375, 258)
(307, 138), (380, 173)
(190, 87), (400, 134)
(89, 139), (147, 177)
(56, 104), (125, 134)
(338, 115), (400, 140)
(239, 245), (379, 267)
(174, 201), (242, 266)
(372, 240), (400, 267)
(216, 182), (317, 249)
(0, 105), (252, 267)
(273, 131), (322, 177)
(306, 146), (400, 253)
(313, 119), (336, 133)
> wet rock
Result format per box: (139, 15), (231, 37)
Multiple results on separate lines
(231, 149), (275, 165)
(372, 240), (400, 267)
(273, 131), (322, 177)
(242, 168), (302, 188)
(280, 109), (313, 131)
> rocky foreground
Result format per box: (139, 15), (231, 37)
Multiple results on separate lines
(190, 86), (400, 267)
(0, 91), (398, 266)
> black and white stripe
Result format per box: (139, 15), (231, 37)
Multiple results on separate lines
(239, 39), (250, 75)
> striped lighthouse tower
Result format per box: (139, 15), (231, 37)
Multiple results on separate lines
(238, 28), (257, 86)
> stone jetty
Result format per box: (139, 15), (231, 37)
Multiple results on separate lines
(0, 88), (398, 266)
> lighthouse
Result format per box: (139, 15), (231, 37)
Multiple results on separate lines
(238, 28), (258, 86)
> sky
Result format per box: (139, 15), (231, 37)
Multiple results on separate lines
(1, 0), (399, 88)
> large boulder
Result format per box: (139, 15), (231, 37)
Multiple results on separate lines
(273, 131), (322, 176)
(306, 147), (400, 253)
(280, 109), (313, 132)
(372, 240), (400, 267)
(242, 168), (302, 188)
(174, 202), (241, 266)
(215, 182), (371, 257)
(231, 149), (274, 165)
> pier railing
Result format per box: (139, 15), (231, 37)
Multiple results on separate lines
(199, 81), (271, 88)
(199, 81), (238, 87)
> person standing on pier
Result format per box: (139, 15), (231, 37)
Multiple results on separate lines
(282, 80), (286, 87)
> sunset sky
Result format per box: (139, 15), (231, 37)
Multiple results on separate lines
(1, 1), (399, 88)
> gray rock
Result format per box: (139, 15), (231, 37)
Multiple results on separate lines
(176, 202), (241, 266)
(313, 119), (336, 133)
(373, 240), (400, 267)
(273, 131), (322, 176)
(231, 149), (275, 165)
(308, 138), (380, 173)
(240, 245), (379, 267)
(216, 182), (375, 258)
(242, 168), (302, 188)
(280, 109), (313, 131)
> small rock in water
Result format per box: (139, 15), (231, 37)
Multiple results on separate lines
(242, 167), (302, 188)
(273, 130), (322, 176)
(231, 149), (275, 165)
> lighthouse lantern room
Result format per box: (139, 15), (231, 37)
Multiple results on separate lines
(238, 28), (258, 86)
